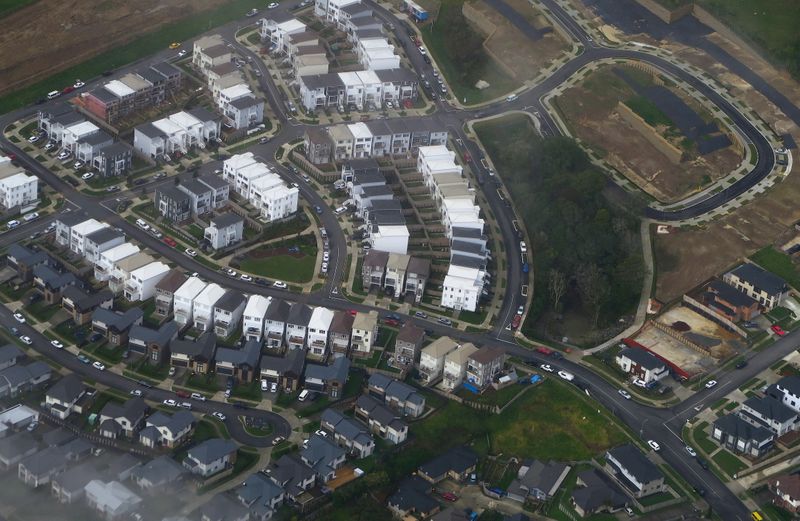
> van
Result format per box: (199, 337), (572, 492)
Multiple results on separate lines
(47, 90), (61, 100)
(135, 218), (148, 230)
(298, 389), (310, 402)
(519, 241), (528, 254)
(506, 94), (518, 102)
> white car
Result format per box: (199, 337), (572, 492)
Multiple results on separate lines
(558, 370), (574, 381)
(323, 252), (330, 261)
(73, 80), (85, 89)
(270, 382), (278, 393)
(240, 274), (253, 282)
(92, 361), (106, 371)
(685, 445), (697, 457)
(261, 379), (269, 391)
(267, 2), (279, 8)
(20, 335), (32, 345)
(705, 380), (717, 389)
(273, 281), (287, 289)
(647, 440), (661, 452)
(74, 160), (85, 169)
(28, 135), (40, 143)
(540, 364), (554, 373)
(13, 312), (25, 323)
(23, 212), (38, 222)
(618, 389), (631, 400)
(314, 429), (328, 438)
(50, 339), (64, 349)
(6, 220), (20, 229)
(81, 172), (94, 180)
(191, 392), (206, 401)
(179, 402), (192, 410)
(163, 399), (177, 407)
(57, 151), (70, 160)
(212, 412), (226, 422)
(177, 50), (187, 57)
(185, 248), (197, 257)
(130, 389), (143, 397)
(517, 305), (524, 315)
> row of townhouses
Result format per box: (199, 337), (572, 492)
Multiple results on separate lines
(361, 249), (430, 304)
(132, 108), (221, 161)
(37, 104), (132, 177)
(221, 152), (299, 221)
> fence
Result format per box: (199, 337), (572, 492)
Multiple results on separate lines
(682, 294), (748, 338)
(38, 409), (153, 458)
(650, 320), (710, 356)
(291, 150), (340, 184)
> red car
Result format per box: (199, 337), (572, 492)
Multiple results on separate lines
(348, 309), (358, 316)
(175, 390), (190, 399)
(441, 492), (458, 502)
(772, 325), (787, 336)
(384, 318), (400, 327)
(511, 314), (522, 330)
(62, 86), (75, 94)
(463, 152), (472, 163)
(163, 237), (177, 247)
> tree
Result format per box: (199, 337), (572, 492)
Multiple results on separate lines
(576, 263), (609, 329)
(548, 268), (566, 312)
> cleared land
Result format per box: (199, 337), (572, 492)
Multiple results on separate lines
(554, 63), (741, 203)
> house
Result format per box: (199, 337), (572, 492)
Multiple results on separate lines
(304, 127), (333, 165)
(235, 472), (285, 521)
(442, 343), (479, 391)
(394, 322), (425, 366)
(192, 283), (227, 331)
(320, 408), (375, 458)
(61, 287), (114, 325)
(128, 322), (179, 365)
(133, 110), (221, 160)
(170, 332), (217, 374)
(327, 311), (353, 356)
(361, 249), (388, 289)
(213, 290), (247, 338)
(18, 446), (69, 487)
(404, 257), (430, 304)
(388, 476), (440, 519)
(33, 264), (77, 304)
(204, 213), (245, 251)
(192, 34), (232, 74)
(768, 474), (800, 514)
(98, 397), (148, 438)
(304, 356), (350, 399)
(173, 276), (208, 326)
(466, 346), (506, 389)
(84, 479), (142, 521)
(0, 344), (24, 371)
(615, 347), (669, 385)
(54, 213), (89, 247)
(767, 375), (800, 413)
(418, 336), (459, 384)
(154, 269), (188, 316)
(66, 218), (108, 256)
(92, 143), (133, 178)
(108, 252), (155, 295)
(156, 185), (191, 223)
(215, 339), (262, 384)
(264, 299), (290, 349)
(0, 404), (39, 438)
(197, 493), (250, 521)
(6, 243), (53, 281)
(83, 227), (125, 265)
(507, 460), (571, 503)
(418, 446), (478, 484)
(701, 280), (761, 322)
(570, 468), (629, 518)
(351, 310), (378, 358)
(247, 172), (299, 222)
(384, 253), (410, 298)
(368, 373), (426, 417)
(261, 13), (307, 52)
(124, 261), (170, 301)
(265, 454), (316, 501)
(51, 461), (97, 504)
(260, 349), (306, 392)
(0, 432), (39, 470)
(0, 172), (37, 209)
(300, 434), (346, 483)
(243, 294), (271, 342)
(712, 413), (775, 457)
(723, 263), (789, 311)
(605, 444), (665, 498)
(199, 173), (230, 209)
(183, 438), (238, 478)
(286, 303), (313, 350)
(91, 308), (144, 346)
(354, 395), (408, 444)
(739, 395), (799, 436)
(0, 361), (51, 398)
(45, 374), (87, 419)
(130, 455), (186, 491)
(138, 410), (195, 449)
(94, 242), (140, 281)
(441, 265), (485, 312)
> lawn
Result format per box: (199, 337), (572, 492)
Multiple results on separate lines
(296, 395), (331, 418)
(418, 0), (519, 104)
(26, 300), (59, 323)
(455, 381), (529, 407)
(127, 359), (170, 382)
(712, 449), (747, 477)
(0, 0), (272, 114)
(231, 379), (262, 402)
(197, 448), (260, 493)
(750, 246), (800, 291)
(184, 374), (222, 393)
(691, 422), (718, 454)
(238, 242), (317, 283)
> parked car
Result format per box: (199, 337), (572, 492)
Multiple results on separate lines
(261, 379), (269, 392)
(647, 440), (661, 451)
(179, 402), (192, 410)
(163, 237), (177, 247)
(6, 220), (19, 229)
(130, 389), (143, 397)
(190, 392), (206, 401)
(618, 389), (631, 400)
(272, 436), (285, 446)
(441, 492), (458, 502)
(437, 317), (452, 326)
(184, 248), (197, 257)
(557, 370), (574, 381)
(50, 340), (64, 349)
(92, 361), (106, 371)
(77, 354), (91, 364)
(771, 324), (787, 336)
(705, 380), (717, 389)
(81, 172), (93, 180)
(267, 2), (279, 8)
(240, 274), (253, 282)
(685, 445), (697, 457)
(273, 281), (287, 289)
(20, 335), (32, 345)
(212, 412), (226, 422)
(168, 367), (176, 377)
(163, 399), (177, 407)
(13, 312), (25, 323)
(73, 80), (85, 89)
(414, 311), (428, 319)
(23, 212), (38, 222)
(57, 151), (70, 160)
(540, 364), (554, 373)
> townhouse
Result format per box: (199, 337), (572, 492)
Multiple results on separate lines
(98, 397), (148, 439)
(739, 395), (799, 436)
(314, 0), (360, 28)
(368, 373), (426, 417)
(355, 394), (408, 444)
(218, 84), (264, 130)
(192, 283), (227, 332)
(0, 172), (37, 209)
(615, 347), (669, 385)
(128, 322), (179, 366)
(261, 12), (307, 52)
(173, 276), (208, 326)
(204, 212), (244, 250)
(297, 71), (419, 113)
(362, 249), (389, 289)
(320, 408), (375, 458)
(7, 243), (53, 282)
(94, 242), (140, 282)
(712, 413), (774, 457)
(236, 472), (286, 520)
(466, 346), (505, 389)
(605, 444), (665, 499)
(68, 218), (108, 256)
(156, 184), (191, 223)
(286, 303), (313, 350)
(84, 227), (125, 266)
(394, 322), (425, 366)
(192, 34), (233, 75)
(266, 455), (316, 503)
(264, 298), (291, 349)
(124, 261), (170, 301)
(307, 306), (335, 360)
(91, 308), (144, 346)
(133, 109), (220, 161)
(404, 257), (430, 304)
(183, 438), (238, 478)
(304, 356), (350, 399)
(107, 252), (155, 294)
(441, 265), (485, 312)
(154, 269), (187, 316)
(215, 339), (262, 384)
(213, 290), (247, 338)
(18, 446), (70, 488)
(170, 332), (217, 374)
(130, 456), (186, 492)
(33, 265), (78, 304)
(723, 263), (789, 311)
(243, 294), (271, 342)
(442, 342), (479, 391)
(139, 410), (195, 449)
(260, 348), (306, 393)
(221, 154), (298, 221)
(384, 253), (410, 298)
(351, 310), (379, 358)
(700, 279), (762, 322)
(44, 374), (87, 420)
(301, 434), (347, 484)
(0, 361), (51, 399)
(60, 287), (114, 326)
(418, 336), (459, 384)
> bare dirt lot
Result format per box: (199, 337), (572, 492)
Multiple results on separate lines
(469, 0), (569, 81)
(0, 0), (222, 95)
(555, 63), (742, 203)
(632, 322), (716, 376)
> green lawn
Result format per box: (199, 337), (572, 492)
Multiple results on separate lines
(26, 300), (60, 323)
(184, 374), (221, 393)
(712, 449), (747, 477)
(691, 422), (718, 454)
(231, 379), (262, 402)
(750, 246), (800, 291)
(296, 395), (331, 418)
(0, 0), (273, 115)
(197, 448), (260, 493)
(238, 242), (317, 283)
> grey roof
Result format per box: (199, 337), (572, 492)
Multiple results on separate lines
(186, 438), (237, 465)
(197, 492), (249, 521)
(0, 344), (24, 366)
(375, 67), (417, 83)
(354, 28), (384, 40)
(202, 44), (230, 59)
(211, 212), (244, 228)
(187, 106), (218, 123)
(369, 373), (424, 407)
(0, 362), (49, 389)
(100, 397), (148, 424)
(89, 87), (120, 104)
(369, 199), (402, 211)
(52, 460), (96, 493)
(210, 62), (238, 77)
(451, 227), (484, 239)
(511, 460), (570, 499)
(419, 446), (477, 479)
(150, 61), (181, 78)
(268, 454), (315, 497)
(236, 472), (284, 515)
(607, 444), (663, 484)
(170, 331), (216, 360)
(105, 453), (141, 479)
(61, 437), (94, 459)
(146, 409), (195, 435)
(33, 264), (76, 290)
(300, 72), (345, 90)
(305, 356), (350, 384)
(389, 476), (437, 513)
(8, 243), (51, 267)
(301, 434), (345, 477)
(349, 16), (381, 28)
(96, 142), (131, 158)
(352, 169), (385, 185)
(19, 446), (68, 475)
(362, 185), (393, 198)
(320, 409), (371, 446)
(363, 249), (389, 269)
(214, 290), (246, 312)
(707, 280), (758, 308)
(131, 455), (185, 486)
(43, 428), (76, 447)
(215, 339), (261, 369)
(287, 303), (312, 327)
(264, 299), (290, 322)
(713, 413), (774, 443)
(78, 130), (112, 147)
(180, 178), (212, 197)
(50, 110), (85, 127)
(260, 348), (305, 376)
(341, 3), (371, 15)
(135, 67), (164, 85)
(742, 395), (797, 424)
(356, 395), (405, 431)
(369, 209), (405, 226)
(199, 172), (228, 190)
(0, 432), (38, 462)
(571, 468), (629, 512)
(92, 308), (143, 333)
(230, 96), (262, 110)
(450, 254), (484, 270)
(100, 418), (123, 435)
(407, 257), (430, 277)
(329, 310), (354, 335)
(774, 375), (800, 398)
(62, 286), (114, 313)
(136, 122), (166, 140)
(130, 322), (178, 347)
(157, 184), (191, 204)
(86, 227), (124, 246)
(47, 374), (85, 403)
(155, 269), (188, 293)
(396, 322), (424, 344)
(451, 240), (485, 256)
(728, 263), (788, 295)
(617, 347), (665, 371)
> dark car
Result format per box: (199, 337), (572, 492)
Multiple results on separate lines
(697, 458), (709, 470)
(694, 486), (706, 497)
(735, 359), (748, 369)
(89, 333), (103, 343)
(232, 401), (249, 410)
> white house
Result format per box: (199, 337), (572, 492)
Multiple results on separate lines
(234, 162), (271, 196)
(615, 347), (669, 385)
(192, 283), (227, 332)
(133, 109), (220, 160)
(60, 121), (100, 154)
(307, 307), (335, 360)
(108, 252), (155, 295)
(315, 0), (360, 28)
(367, 224), (409, 255)
(442, 342), (479, 391)
(418, 336), (458, 384)
(69, 219), (108, 256)
(222, 152), (258, 186)
(243, 295), (271, 342)
(0, 173), (37, 209)
(212, 290), (247, 338)
(204, 213), (244, 250)
(351, 310), (378, 358)
(83, 228), (125, 266)
(261, 14), (307, 52)
(248, 174), (299, 222)
(123, 261), (170, 302)
(94, 243), (140, 281)
(441, 265), (485, 312)
(224, 94), (264, 130)
(173, 277), (208, 326)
